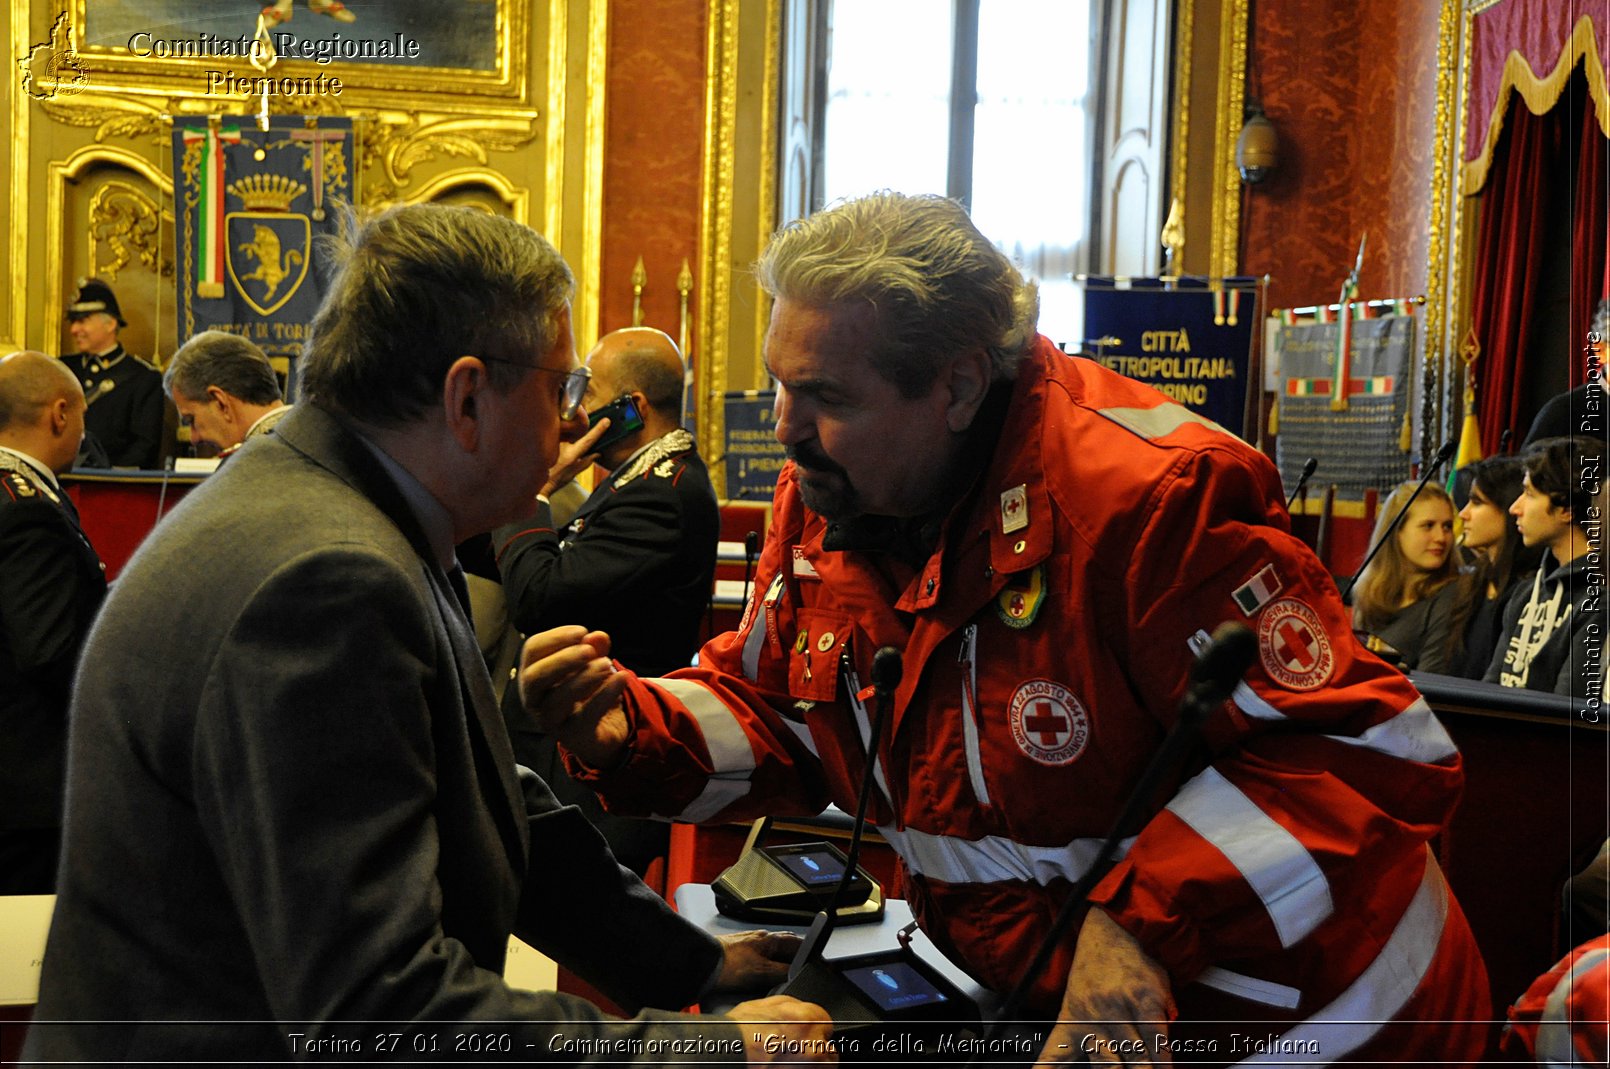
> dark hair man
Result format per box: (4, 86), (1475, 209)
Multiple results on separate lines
(62, 277), (163, 468)
(163, 330), (288, 457)
(0, 352), (105, 894)
(495, 326), (720, 874)
(26, 205), (830, 1064)
(532, 192), (1493, 1059)
(1485, 435), (1606, 699)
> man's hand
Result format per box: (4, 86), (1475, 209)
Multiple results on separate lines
(709, 930), (804, 993)
(542, 417), (610, 497)
(728, 995), (836, 1064)
(516, 626), (631, 768)
(1035, 908), (1176, 1067)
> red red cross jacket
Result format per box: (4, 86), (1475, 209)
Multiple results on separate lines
(573, 337), (1492, 1059)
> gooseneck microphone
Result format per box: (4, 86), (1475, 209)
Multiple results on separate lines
(741, 530), (760, 609)
(1286, 457), (1318, 510)
(786, 646), (902, 979)
(973, 623), (1257, 1059)
(1339, 438), (1457, 602)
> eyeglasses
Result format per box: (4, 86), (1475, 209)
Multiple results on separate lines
(480, 357), (591, 420)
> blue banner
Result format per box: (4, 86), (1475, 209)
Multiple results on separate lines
(723, 391), (786, 502)
(1080, 278), (1260, 438)
(172, 116), (353, 385)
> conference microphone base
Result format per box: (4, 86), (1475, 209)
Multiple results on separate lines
(772, 948), (981, 1059)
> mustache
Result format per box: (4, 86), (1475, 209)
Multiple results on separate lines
(786, 443), (847, 478)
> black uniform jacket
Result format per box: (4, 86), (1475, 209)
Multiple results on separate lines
(64, 345), (164, 468)
(0, 452), (105, 833)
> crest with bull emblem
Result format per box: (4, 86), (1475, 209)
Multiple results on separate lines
(225, 175), (310, 317)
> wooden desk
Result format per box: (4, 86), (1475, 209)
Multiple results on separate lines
(62, 469), (206, 580)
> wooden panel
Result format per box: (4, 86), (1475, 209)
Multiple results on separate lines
(1433, 700), (1609, 1021)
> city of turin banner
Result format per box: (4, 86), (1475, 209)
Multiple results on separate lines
(172, 116), (353, 372)
(1080, 277), (1263, 440)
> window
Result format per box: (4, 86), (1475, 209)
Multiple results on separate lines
(810, 0), (1097, 347)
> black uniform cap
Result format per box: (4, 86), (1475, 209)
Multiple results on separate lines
(66, 277), (126, 326)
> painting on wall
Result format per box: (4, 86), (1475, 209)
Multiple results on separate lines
(78, 0), (503, 73)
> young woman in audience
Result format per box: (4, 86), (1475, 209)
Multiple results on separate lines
(1442, 456), (1543, 677)
(1352, 481), (1464, 673)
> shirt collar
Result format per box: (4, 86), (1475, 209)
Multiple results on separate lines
(244, 405), (284, 438)
(349, 430), (458, 572)
(0, 445), (59, 488)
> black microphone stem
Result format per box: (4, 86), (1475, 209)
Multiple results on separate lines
(1286, 457), (1318, 510)
(788, 647), (901, 976)
(1339, 439), (1456, 602)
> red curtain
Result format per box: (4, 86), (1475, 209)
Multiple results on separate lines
(1570, 82), (1608, 369)
(1472, 70), (1607, 454)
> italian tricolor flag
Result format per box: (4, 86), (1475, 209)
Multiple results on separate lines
(183, 124), (241, 299)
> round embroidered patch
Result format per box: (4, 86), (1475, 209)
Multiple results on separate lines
(1256, 597), (1334, 690)
(1007, 679), (1090, 766)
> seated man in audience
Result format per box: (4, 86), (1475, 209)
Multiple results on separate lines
(62, 277), (163, 469)
(495, 326), (719, 874)
(530, 192), (1493, 1061)
(25, 204), (829, 1064)
(162, 330), (289, 458)
(0, 352), (106, 894)
(1485, 435), (1607, 700)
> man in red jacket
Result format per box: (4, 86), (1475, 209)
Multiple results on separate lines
(526, 192), (1493, 1063)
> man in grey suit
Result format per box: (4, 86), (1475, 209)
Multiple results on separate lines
(25, 205), (831, 1063)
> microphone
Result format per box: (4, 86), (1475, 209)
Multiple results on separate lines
(1500, 429), (1513, 455)
(973, 623), (1256, 1059)
(1182, 623), (1258, 721)
(1340, 438), (1457, 602)
(1285, 457), (1318, 510)
(741, 530), (760, 609)
(786, 647), (902, 980)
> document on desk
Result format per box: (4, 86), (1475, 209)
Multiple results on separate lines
(0, 894), (53, 1006)
(0, 895), (556, 1006)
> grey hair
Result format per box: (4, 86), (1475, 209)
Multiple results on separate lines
(165, 331), (282, 405)
(298, 203), (575, 425)
(755, 192), (1039, 397)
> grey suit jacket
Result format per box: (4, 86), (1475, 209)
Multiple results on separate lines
(25, 404), (738, 1062)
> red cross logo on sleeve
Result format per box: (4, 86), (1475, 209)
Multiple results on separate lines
(1274, 619), (1318, 671)
(1256, 598), (1334, 690)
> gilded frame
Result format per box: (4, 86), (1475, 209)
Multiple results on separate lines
(64, 0), (531, 106)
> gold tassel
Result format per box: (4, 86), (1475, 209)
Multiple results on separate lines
(1267, 397), (1279, 435)
(1400, 411), (1412, 453)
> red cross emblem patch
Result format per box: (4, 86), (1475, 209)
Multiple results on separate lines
(1007, 679), (1090, 766)
(1256, 598), (1334, 690)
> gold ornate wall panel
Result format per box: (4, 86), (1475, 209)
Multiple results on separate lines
(694, 0), (779, 495)
(6, 0), (611, 364)
(1167, 0), (1247, 280)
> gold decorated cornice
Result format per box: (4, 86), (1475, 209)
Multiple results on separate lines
(408, 168), (530, 223)
(58, 0), (532, 110)
(359, 114), (541, 208)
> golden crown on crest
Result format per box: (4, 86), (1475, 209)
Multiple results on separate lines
(226, 174), (307, 213)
